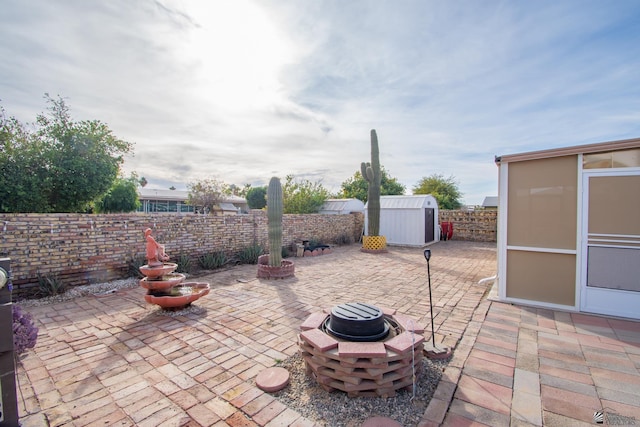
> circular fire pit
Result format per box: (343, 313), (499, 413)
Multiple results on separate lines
(299, 303), (425, 397)
(326, 302), (389, 342)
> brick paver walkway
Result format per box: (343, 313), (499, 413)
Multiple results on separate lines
(437, 303), (640, 427)
(13, 241), (640, 426)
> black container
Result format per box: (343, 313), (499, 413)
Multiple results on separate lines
(0, 257), (18, 426)
(327, 302), (389, 341)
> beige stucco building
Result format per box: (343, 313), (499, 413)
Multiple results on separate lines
(495, 137), (640, 319)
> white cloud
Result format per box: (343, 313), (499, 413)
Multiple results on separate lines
(2, 0), (640, 205)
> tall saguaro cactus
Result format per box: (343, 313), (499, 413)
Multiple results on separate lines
(361, 129), (381, 236)
(267, 176), (283, 267)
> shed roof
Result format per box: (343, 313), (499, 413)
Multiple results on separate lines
(367, 195), (436, 209)
(320, 198), (364, 212)
(482, 196), (498, 207)
(495, 137), (640, 164)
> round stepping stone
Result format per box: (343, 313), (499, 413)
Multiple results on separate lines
(256, 367), (290, 392)
(425, 345), (452, 360)
(361, 417), (402, 427)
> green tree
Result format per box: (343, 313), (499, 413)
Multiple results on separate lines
(0, 95), (132, 213)
(95, 175), (140, 213)
(187, 178), (227, 213)
(282, 175), (330, 214)
(413, 174), (463, 209)
(225, 183), (251, 197)
(339, 166), (406, 203)
(246, 186), (267, 209)
(0, 109), (49, 212)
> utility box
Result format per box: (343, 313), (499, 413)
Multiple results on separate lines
(0, 257), (18, 426)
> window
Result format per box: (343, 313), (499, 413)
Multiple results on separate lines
(583, 149), (640, 169)
(507, 156), (578, 249)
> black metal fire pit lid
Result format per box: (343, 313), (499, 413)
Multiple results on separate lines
(327, 302), (389, 341)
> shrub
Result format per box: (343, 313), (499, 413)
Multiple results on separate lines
(128, 254), (147, 278)
(333, 233), (354, 245)
(37, 273), (66, 297)
(13, 304), (38, 355)
(237, 244), (264, 264)
(281, 246), (290, 258)
(176, 253), (193, 274)
(198, 251), (227, 270)
(305, 238), (327, 250)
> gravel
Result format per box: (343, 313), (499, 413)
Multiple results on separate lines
(153, 304), (208, 317)
(272, 353), (449, 427)
(16, 278), (209, 319)
(16, 278), (139, 307)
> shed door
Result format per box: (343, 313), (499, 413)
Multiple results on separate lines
(581, 171), (640, 319)
(424, 208), (434, 243)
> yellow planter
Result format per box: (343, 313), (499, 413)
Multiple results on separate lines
(362, 235), (387, 252)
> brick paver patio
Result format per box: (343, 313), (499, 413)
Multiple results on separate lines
(14, 241), (640, 426)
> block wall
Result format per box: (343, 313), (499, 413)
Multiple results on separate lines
(439, 209), (497, 242)
(0, 209), (495, 298)
(0, 211), (363, 298)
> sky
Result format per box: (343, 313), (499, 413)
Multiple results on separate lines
(2, 0), (640, 206)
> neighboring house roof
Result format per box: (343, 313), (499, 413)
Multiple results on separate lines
(218, 203), (238, 212)
(138, 188), (247, 204)
(482, 196), (498, 207)
(138, 188), (189, 201)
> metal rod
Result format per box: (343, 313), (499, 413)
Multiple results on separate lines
(427, 257), (435, 346)
(424, 249), (436, 347)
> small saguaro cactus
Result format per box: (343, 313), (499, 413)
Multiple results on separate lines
(267, 176), (283, 267)
(361, 129), (382, 237)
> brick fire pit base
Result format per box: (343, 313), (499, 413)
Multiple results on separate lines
(299, 308), (425, 397)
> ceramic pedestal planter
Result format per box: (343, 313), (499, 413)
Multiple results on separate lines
(144, 282), (211, 308)
(361, 235), (388, 253)
(140, 273), (186, 291)
(139, 263), (178, 279)
(140, 263), (210, 309)
(257, 254), (295, 279)
(140, 229), (210, 309)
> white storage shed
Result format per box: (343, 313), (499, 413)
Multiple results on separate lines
(365, 195), (439, 246)
(319, 198), (365, 215)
